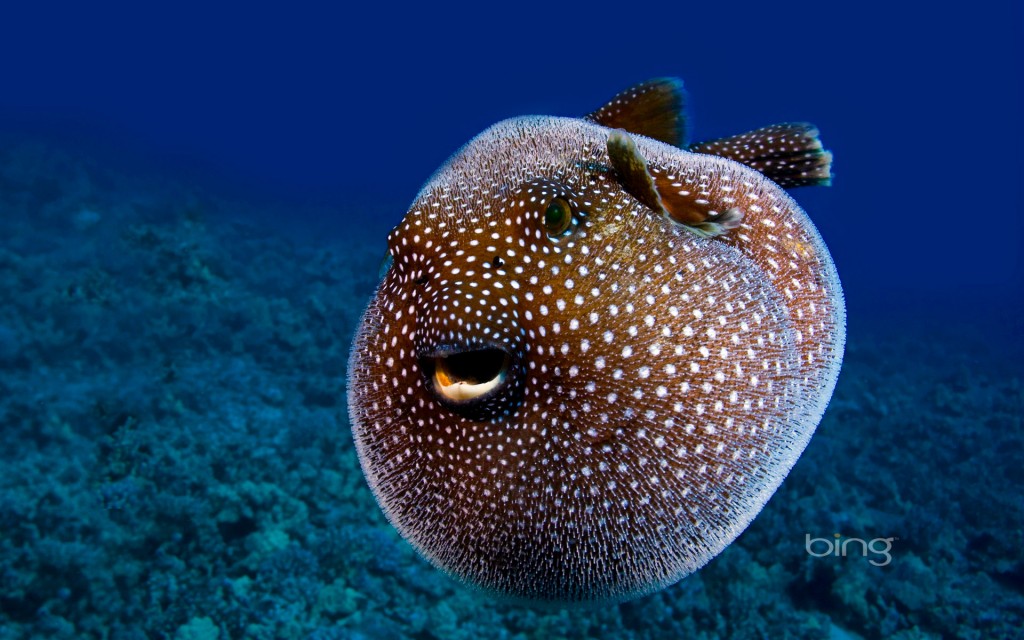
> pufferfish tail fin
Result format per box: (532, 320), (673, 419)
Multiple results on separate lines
(690, 123), (833, 188)
(586, 78), (688, 148)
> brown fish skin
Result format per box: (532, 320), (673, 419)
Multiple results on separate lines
(348, 106), (844, 602)
(586, 77), (688, 147)
(689, 123), (833, 188)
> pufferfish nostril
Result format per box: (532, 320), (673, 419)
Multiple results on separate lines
(420, 347), (512, 406)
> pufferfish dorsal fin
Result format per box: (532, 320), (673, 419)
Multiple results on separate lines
(690, 123), (833, 188)
(607, 129), (743, 238)
(587, 78), (688, 148)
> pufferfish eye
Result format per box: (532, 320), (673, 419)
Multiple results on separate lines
(543, 197), (573, 237)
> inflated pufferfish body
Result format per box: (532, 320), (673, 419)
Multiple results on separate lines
(348, 79), (845, 603)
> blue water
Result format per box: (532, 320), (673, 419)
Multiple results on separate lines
(1, 3), (1021, 639)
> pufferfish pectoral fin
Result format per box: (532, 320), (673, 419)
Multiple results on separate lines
(607, 129), (743, 238)
(690, 123), (833, 188)
(587, 78), (688, 148)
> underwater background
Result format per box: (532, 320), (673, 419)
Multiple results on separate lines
(1, 2), (1021, 639)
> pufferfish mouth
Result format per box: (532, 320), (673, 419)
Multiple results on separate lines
(418, 345), (514, 411)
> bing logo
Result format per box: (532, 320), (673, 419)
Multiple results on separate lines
(805, 533), (895, 567)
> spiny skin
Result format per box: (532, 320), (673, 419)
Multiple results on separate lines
(348, 116), (845, 603)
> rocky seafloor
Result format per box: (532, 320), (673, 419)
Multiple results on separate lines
(0, 141), (1021, 640)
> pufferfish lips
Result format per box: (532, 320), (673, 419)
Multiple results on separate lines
(348, 78), (845, 604)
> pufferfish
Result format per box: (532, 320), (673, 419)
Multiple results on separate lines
(347, 78), (845, 603)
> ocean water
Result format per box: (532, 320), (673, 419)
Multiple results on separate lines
(1, 3), (1021, 639)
